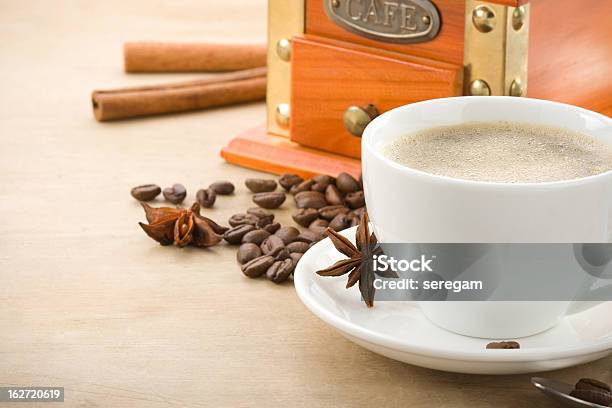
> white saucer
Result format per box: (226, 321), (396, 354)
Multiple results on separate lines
(294, 227), (612, 375)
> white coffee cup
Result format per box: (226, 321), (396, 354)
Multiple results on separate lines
(362, 96), (612, 339)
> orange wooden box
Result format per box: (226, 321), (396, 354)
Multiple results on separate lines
(222, 0), (612, 177)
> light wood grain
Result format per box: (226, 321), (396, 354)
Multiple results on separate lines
(290, 35), (463, 158)
(0, 1), (609, 407)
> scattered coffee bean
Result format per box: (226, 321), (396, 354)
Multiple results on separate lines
(237, 243), (262, 264)
(345, 191), (365, 209)
(246, 207), (273, 220)
(245, 178), (277, 193)
(292, 208), (319, 227)
(131, 184), (161, 201)
(279, 173), (303, 191)
(576, 378), (612, 393)
(209, 181), (235, 195)
(274, 226), (300, 245)
(264, 222), (281, 234)
(261, 235), (285, 257)
(336, 172), (361, 193)
(352, 207), (366, 218)
(309, 219), (329, 229)
(253, 192), (286, 209)
(485, 341), (520, 349)
(274, 247), (291, 261)
(349, 215), (360, 227)
(318, 205), (349, 220)
(570, 389), (612, 406)
(242, 229), (271, 245)
(313, 175), (335, 185)
(287, 241), (310, 254)
(241, 255), (275, 278)
(163, 183), (187, 204)
(290, 179), (314, 195)
(228, 213), (259, 227)
(224, 224), (256, 245)
(266, 258), (294, 283)
(295, 229), (324, 244)
(329, 213), (350, 231)
(325, 184), (344, 206)
(290, 252), (303, 265)
(247, 207), (275, 227)
(294, 191), (327, 209)
(196, 188), (216, 208)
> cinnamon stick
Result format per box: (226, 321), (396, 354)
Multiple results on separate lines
(91, 67), (267, 121)
(124, 42), (267, 73)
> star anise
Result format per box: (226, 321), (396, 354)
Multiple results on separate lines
(316, 211), (397, 307)
(138, 202), (228, 248)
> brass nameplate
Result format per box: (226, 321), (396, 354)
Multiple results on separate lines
(324, 0), (441, 43)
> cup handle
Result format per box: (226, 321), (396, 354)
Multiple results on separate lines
(566, 243), (612, 315)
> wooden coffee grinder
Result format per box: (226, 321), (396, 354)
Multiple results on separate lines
(221, 0), (612, 177)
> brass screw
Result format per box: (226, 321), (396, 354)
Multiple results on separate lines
(421, 15), (431, 26)
(469, 79), (491, 96)
(509, 79), (523, 97)
(512, 6), (526, 31)
(275, 103), (290, 127)
(276, 38), (291, 62)
(331, 0), (340, 8)
(472, 5), (496, 33)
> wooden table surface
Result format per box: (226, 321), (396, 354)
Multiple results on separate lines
(0, 1), (609, 407)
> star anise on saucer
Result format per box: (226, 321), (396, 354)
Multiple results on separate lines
(316, 211), (397, 307)
(139, 202), (228, 248)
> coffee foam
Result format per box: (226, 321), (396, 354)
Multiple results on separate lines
(383, 121), (612, 183)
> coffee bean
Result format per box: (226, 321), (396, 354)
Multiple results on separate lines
(196, 188), (216, 208)
(352, 207), (366, 218)
(358, 172), (363, 188)
(209, 181), (235, 195)
(290, 252), (303, 265)
(292, 208), (319, 227)
(252, 192), (286, 209)
(228, 213), (259, 227)
(325, 184), (344, 206)
(570, 389), (612, 406)
(345, 191), (365, 209)
(241, 255), (275, 278)
(264, 222), (281, 234)
(274, 247), (291, 261)
(309, 219), (329, 229)
(290, 179), (314, 195)
(245, 178), (277, 193)
(246, 207), (273, 220)
(237, 243), (262, 264)
(261, 235), (285, 257)
(313, 175), (335, 185)
(266, 258), (294, 284)
(295, 229), (324, 244)
(163, 183), (187, 204)
(223, 224), (256, 245)
(246, 207), (275, 227)
(329, 213), (350, 231)
(318, 205), (350, 220)
(336, 172), (361, 193)
(279, 174), (303, 191)
(311, 182), (328, 193)
(287, 241), (310, 254)
(349, 214), (360, 227)
(242, 229), (271, 245)
(485, 341), (520, 349)
(294, 191), (327, 209)
(274, 226), (300, 245)
(576, 378), (612, 393)
(131, 184), (161, 201)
